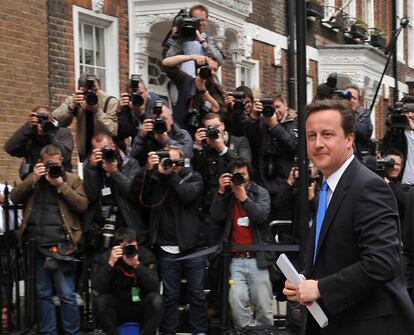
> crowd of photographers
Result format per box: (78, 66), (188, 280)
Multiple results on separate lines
(3, 3), (414, 335)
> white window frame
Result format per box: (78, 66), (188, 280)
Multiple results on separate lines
(363, 0), (375, 29)
(72, 5), (119, 97)
(396, 0), (405, 62)
(408, 1), (414, 67)
(307, 77), (314, 104)
(343, 0), (356, 19)
(235, 58), (259, 91)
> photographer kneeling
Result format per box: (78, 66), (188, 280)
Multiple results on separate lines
(93, 227), (162, 335)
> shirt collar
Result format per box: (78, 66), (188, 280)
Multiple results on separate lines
(325, 154), (354, 193)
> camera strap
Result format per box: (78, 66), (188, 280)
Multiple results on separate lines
(103, 96), (116, 114)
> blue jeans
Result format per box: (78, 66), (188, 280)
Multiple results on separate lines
(35, 254), (80, 335)
(158, 250), (208, 335)
(228, 258), (273, 327)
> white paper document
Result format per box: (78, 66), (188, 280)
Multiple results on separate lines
(276, 253), (329, 328)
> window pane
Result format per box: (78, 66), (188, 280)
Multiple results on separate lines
(95, 27), (105, 67)
(83, 24), (94, 51)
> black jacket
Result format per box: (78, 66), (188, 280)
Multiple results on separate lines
(209, 181), (275, 268)
(93, 246), (159, 301)
(142, 167), (206, 252)
(83, 154), (147, 245)
(5, 123), (74, 176)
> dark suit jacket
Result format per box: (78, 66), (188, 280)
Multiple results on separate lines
(304, 157), (414, 335)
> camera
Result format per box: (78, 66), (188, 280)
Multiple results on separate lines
(260, 98), (274, 117)
(231, 92), (246, 113)
(101, 146), (117, 162)
(315, 73), (352, 101)
(36, 112), (56, 134)
(130, 74), (144, 107)
(152, 100), (167, 134)
(198, 65), (211, 80)
(186, 109), (202, 132)
(123, 244), (138, 258)
(391, 101), (414, 128)
(84, 75), (98, 106)
(229, 172), (245, 185)
(101, 205), (117, 248)
(205, 125), (219, 140)
(44, 160), (63, 179)
(174, 9), (201, 41)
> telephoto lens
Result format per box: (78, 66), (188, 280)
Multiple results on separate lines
(102, 224), (116, 249)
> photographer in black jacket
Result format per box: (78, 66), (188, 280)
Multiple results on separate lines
(5, 106), (73, 179)
(83, 133), (147, 274)
(93, 227), (162, 335)
(142, 146), (208, 335)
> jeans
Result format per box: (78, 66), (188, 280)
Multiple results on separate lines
(158, 250), (208, 335)
(228, 258), (273, 328)
(35, 254), (80, 335)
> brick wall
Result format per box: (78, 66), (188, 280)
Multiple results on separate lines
(247, 0), (286, 35)
(0, 0), (49, 182)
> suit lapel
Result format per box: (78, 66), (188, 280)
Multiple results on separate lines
(314, 158), (360, 264)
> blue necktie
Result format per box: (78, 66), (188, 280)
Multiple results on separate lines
(313, 181), (328, 264)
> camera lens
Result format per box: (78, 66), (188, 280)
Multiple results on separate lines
(131, 93), (144, 107)
(233, 100), (245, 113)
(199, 65), (211, 80)
(41, 121), (56, 134)
(123, 244), (138, 258)
(161, 158), (174, 169)
(85, 91), (98, 106)
(206, 126), (219, 140)
(153, 119), (167, 134)
(231, 172), (245, 185)
(102, 224), (116, 249)
(101, 146), (117, 162)
(45, 161), (62, 179)
(262, 106), (274, 118)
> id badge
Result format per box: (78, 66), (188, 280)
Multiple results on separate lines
(101, 187), (111, 196)
(131, 287), (141, 302)
(237, 216), (249, 227)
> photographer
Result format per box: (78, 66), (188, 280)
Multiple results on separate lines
(93, 227), (162, 335)
(210, 157), (274, 328)
(53, 73), (118, 161)
(5, 106), (73, 179)
(162, 54), (223, 131)
(142, 146), (208, 335)
(83, 134), (147, 267)
(130, 102), (193, 166)
(192, 113), (251, 242)
(163, 4), (224, 77)
(116, 76), (162, 151)
(9, 145), (88, 335)
(383, 96), (414, 185)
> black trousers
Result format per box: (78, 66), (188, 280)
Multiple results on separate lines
(94, 292), (163, 335)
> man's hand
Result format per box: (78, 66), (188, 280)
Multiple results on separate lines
(147, 152), (159, 170)
(71, 89), (86, 110)
(89, 148), (103, 167)
(102, 159), (118, 174)
(406, 114), (414, 130)
(194, 128), (207, 146)
(287, 167), (299, 186)
(108, 245), (123, 267)
(158, 160), (174, 175)
(218, 173), (231, 194)
(207, 131), (225, 152)
(140, 119), (154, 137)
(27, 112), (39, 128)
(231, 183), (248, 202)
(195, 76), (207, 91)
(224, 92), (235, 109)
(263, 109), (279, 128)
(193, 55), (208, 66)
(283, 279), (320, 306)
(33, 162), (46, 182)
(45, 174), (64, 187)
(251, 99), (263, 119)
(118, 92), (132, 111)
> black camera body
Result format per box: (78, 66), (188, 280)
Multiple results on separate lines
(260, 98), (274, 117)
(44, 160), (63, 179)
(151, 100), (167, 134)
(123, 244), (138, 258)
(316, 73), (351, 101)
(36, 112), (56, 134)
(101, 205), (117, 249)
(174, 9), (201, 41)
(84, 75), (98, 106)
(130, 74), (144, 107)
(391, 101), (414, 128)
(101, 146), (117, 162)
(229, 172), (245, 185)
(206, 125), (219, 140)
(231, 92), (246, 113)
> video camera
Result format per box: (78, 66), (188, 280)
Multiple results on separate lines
(316, 73), (352, 101)
(152, 100), (167, 134)
(130, 74), (144, 107)
(390, 99), (414, 128)
(363, 155), (395, 178)
(174, 9), (201, 41)
(35, 112), (56, 134)
(84, 75), (98, 106)
(44, 160), (63, 179)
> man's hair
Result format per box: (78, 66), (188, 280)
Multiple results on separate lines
(92, 133), (114, 145)
(113, 227), (136, 246)
(305, 99), (356, 136)
(235, 86), (254, 101)
(78, 73), (100, 88)
(273, 93), (286, 104)
(229, 157), (254, 178)
(202, 112), (223, 124)
(384, 148), (404, 160)
(165, 145), (184, 158)
(190, 4), (209, 18)
(40, 145), (62, 158)
(31, 106), (51, 115)
(344, 84), (361, 100)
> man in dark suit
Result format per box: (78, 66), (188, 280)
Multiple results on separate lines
(283, 99), (414, 334)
